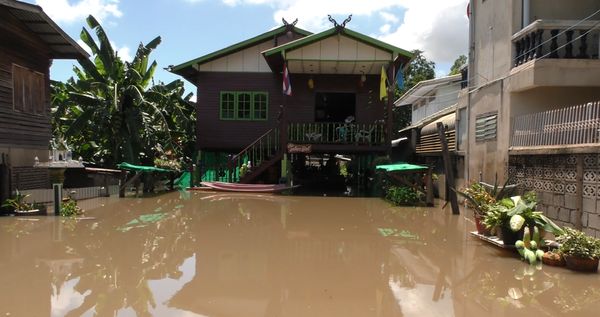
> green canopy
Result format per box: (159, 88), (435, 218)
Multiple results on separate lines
(118, 162), (174, 173)
(376, 163), (428, 172)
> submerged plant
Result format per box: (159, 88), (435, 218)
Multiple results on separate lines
(1, 190), (34, 211)
(385, 186), (423, 206)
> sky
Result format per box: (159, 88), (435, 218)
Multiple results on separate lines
(25, 0), (469, 100)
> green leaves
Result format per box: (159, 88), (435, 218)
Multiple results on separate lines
(50, 15), (195, 167)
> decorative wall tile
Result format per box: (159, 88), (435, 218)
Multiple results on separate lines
(584, 170), (598, 182)
(567, 155), (577, 165)
(554, 183), (565, 193)
(566, 183), (577, 194)
(543, 167), (553, 179)
(565, 170), (577, 181)
(583, 184), (597, 198)
(584, 154), (597, 168)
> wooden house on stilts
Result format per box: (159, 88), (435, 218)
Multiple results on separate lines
(170, 18), (412, 194)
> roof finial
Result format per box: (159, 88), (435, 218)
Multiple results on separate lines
(328, 14), (352, 32)
(282, 18), (298, 26)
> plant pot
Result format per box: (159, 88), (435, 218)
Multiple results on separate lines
(500, 226), (522, 246)
(542, 252), (566, 267)
(563, 255), (599, 272)
(474, 214), (492, 236)
(13, 209), (43, 216)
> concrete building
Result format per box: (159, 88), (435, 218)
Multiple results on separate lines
(395, 74), (465, 198)
(465, 0), (600, 234)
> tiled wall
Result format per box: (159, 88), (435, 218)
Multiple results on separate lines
(509, 154), (600, 237)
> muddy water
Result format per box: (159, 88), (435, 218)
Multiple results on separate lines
(1, 192), (599, 317)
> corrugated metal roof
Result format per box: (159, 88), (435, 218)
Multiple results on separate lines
(2, 0), (88, 59)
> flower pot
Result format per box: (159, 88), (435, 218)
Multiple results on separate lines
(542, 252), (566, 267)
(564, 255), (599, 272)
(500, 226), (522, 246)
(13, 209), (43, 216)
(474, 214), (492, 236)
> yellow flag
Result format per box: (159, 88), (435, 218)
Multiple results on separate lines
(379, 65), (388, 100)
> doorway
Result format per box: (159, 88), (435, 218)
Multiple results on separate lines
(315, 92), (356, 122)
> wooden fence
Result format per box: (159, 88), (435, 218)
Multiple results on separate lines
(511, 101), (600, 147)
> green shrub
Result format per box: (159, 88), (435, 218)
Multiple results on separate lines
(557, 227), (600, 259)
(386, 186), (423, 206)
(60, 198), (83, 217)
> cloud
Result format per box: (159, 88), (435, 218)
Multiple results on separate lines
(380, 11), (399, 24)
(183, 0), (468, 72)
(379, 0), (468, 65)
(76, 39), (132, 62)
(35, 0), (122, 24)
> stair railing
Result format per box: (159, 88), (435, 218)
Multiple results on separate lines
(228, 128), (280, 182)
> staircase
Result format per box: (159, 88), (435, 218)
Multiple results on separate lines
(229, 128), (283, 183)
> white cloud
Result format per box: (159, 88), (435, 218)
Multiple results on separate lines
(76, 39), (132, 62)
(379, 0), (469, 66)
(181, 0), (468, 73)
(380, 11), (399, 24)
(379, 24), (391, 34)
(35, 0), (122, 24)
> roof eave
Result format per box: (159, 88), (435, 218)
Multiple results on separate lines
(1, 0), (88, 59)
(170, 25), (312, 76)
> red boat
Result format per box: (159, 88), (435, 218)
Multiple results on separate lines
(191, 181), (297, 193)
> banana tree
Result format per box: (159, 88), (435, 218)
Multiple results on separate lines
(51, 15), (195, 168)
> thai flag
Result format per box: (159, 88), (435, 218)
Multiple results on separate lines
(283, 64), (292, 96)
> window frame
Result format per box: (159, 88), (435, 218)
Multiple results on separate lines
(219, 91), (268, 121)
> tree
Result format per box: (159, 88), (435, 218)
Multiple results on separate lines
(51, 15), (195, 168)
(449, 54), (467, 75)
(392, 50), (436, 137)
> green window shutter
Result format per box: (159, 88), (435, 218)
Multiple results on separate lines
(237, 92), (252, 120)
(220, 92), (235, 120)
(252, 92), (268, 120)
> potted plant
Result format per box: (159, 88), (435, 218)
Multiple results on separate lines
(457, 182), (496, 235)
(1, 190), (42, 215)
(556, 227), (600, 272)
(456, 178), (517, 236)
(483, 192), (563, 245)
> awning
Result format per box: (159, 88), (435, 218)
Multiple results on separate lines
(416, 112), (457, 154)
(376, 163), (428, 172)
(1, 0), (88, 59)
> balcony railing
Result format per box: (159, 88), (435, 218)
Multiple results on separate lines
(512, 19), (600, 67)
(288, 122), (385, 146)
(511, 101), (600, 147)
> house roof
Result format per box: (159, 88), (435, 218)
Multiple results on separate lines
(394, 74), (462, 107)
(262, 27), (413, 73)
(169, 25), (312, 78)
(0, 0), (88, 59)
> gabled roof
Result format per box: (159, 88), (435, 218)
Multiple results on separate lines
(0, 0), (88, 59)
(169, 25), (312, 78)
(262, 27), (413, 72)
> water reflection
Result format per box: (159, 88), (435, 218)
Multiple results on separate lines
(0, 192), (599, 316)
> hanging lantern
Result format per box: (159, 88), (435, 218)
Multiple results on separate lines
(308, 77), (314, 89)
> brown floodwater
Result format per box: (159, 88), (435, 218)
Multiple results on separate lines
(1, 191), (599, 317)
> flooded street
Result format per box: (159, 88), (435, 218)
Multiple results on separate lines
(1, 191), (599, 317)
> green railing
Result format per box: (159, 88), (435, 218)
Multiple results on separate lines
(228, 128), (280, 182)
(288, 122), (385, 145)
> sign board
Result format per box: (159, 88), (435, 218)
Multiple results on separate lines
(287, 143), (312, 153)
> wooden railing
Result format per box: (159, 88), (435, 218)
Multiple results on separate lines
(512, 19), (600, 67)
(288, 122), (385, 145)
(228, 128), (280, 182)
(511, 101), (600, 147)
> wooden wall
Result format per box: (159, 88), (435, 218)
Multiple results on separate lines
(194, 72), (384, 151)
(0, 9), (52, 190)
(0, 9), (52, 149)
